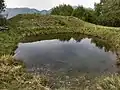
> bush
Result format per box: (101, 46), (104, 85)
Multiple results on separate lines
(0, 14), (7, 26)
(51, 4), (73, 16)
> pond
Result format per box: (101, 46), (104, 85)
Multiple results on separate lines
(14, 33), (117, 76)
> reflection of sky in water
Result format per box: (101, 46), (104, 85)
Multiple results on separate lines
(14, 38), (117, 73)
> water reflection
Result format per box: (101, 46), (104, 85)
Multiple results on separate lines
(22, 33), (113, 52)
(15, 33), (117, 74)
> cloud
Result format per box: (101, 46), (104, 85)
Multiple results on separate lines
(60, 0), (100, 8)
(5, 0), (53, 10)
(5, 0), (100, 10)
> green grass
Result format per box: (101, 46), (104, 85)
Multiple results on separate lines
(1, 14), (120, 89)
(55, 73), (120, 90)
(0, 55), (49, 90)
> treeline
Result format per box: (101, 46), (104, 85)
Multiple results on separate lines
(51, 0), (120, 27)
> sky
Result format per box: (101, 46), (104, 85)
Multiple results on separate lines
(5, 0), (100, 10)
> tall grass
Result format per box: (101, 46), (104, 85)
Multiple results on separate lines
(1, 14), (120, 89)
(0, 55), (49, 90)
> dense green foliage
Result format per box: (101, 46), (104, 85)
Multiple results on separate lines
(0, 0), (5, 13)
(51, 4), (97, 25)
(51, 5), (95, 23)
(72, 6), (96, 23)
(0, 0), (6, 26)
(51, 4), (73, 16)
(51, 1), (120, 27)
(72, 6), (85, 20)
(0, 15), (7, 26)
(94, 0), (120, 27)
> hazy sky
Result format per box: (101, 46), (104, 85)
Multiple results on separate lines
(5, 0), (100, 10)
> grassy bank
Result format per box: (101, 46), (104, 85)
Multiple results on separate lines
(1, 14), (120, 55)
(1, 14), (120, 89)
(0, 55), (49, 90)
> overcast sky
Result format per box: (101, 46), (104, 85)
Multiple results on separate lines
(5, 0), (100, 10)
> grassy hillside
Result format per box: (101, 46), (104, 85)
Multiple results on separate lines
(2, 14), (120, 56)
(1, 14), (120, 89)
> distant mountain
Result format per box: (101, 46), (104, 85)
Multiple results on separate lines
(40, 10), (50, 15)
(3, 8), (50, 19)
(2, 6), (77, 19)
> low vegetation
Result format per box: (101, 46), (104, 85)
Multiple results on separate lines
(0, 14), (120, 89)
(0, 55), (49, 90)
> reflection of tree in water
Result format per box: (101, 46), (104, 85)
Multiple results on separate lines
(91, 38), (113, 52)
(91, 38), (120, 73)
(90, 39), (120, 73)
(22, 33), (120, 73)
(58, 34), (114, 53)
(22, 33), (86, 43)
(59, 34), (86, 42)
(23, 33), (114, 52)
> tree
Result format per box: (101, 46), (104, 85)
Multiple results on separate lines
(95, 0), (120, 27)
(51, 1), (120, 27)
(72, 6), (96, 23)
(0, 0), (5, 13)
(94, 3), (102, 17)
(72, 6), (85, 20)
(83, 8), (96, 23)
(51, 4), (73, 16)
(0, 0), (6, 26)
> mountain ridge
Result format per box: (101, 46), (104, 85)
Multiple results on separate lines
(3, 8), (50, 19)
(3, 5), (77, 19)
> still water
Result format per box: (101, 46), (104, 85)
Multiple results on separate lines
(14, 34), (117, 74)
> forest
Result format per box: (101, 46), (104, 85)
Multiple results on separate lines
(51, 0), (120, 27)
